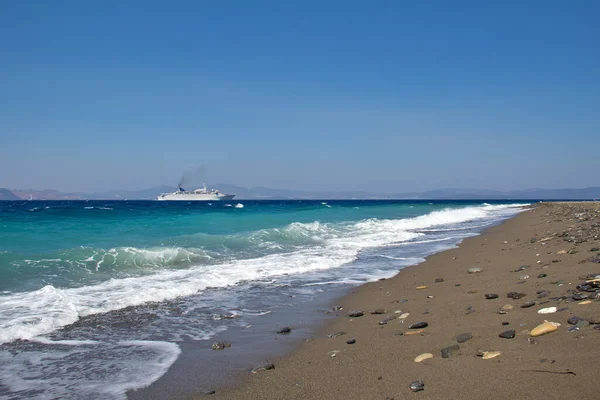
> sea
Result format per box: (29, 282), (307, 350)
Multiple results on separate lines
(0, 200), (528, 399)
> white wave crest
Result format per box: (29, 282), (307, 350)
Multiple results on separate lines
(0, 203), (524, 343)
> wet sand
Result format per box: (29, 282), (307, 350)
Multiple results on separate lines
(193, 202), (600, 399)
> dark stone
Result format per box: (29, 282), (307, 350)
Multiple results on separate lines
(507, 292), (526, 300)
(277, 327), (291, 334)
(537, 274), (547, 278)
(369, 309), (386, 315)
(204, 390), (216, 395)
(455, 283), (462, 287)
(435, 278), (444, 283)
(485, 293), (499, 299)
(348, 310), (364, 318)
(499, 329), (516, 339)
(251, 363), (275, 373)
(502, 322), (509, 325)
(211, 342), (231, 350)
(537, 291), (549, 298)
(514, 265), (527, 272)
(520, 301), (536, 308)
(332, 305), (343, 311)
(409, 322), (428, 329)
(456, 333), (473, 343)
(567, 316), (583, 325)
(441, 344), (460, 358)
(346, 339), (356, 344)
(572, 293), (588, 301)
(591, 247), (600, 252)
(409, 381), (425, 392)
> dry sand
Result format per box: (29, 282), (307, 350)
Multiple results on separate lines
(197, 202), (600, 399)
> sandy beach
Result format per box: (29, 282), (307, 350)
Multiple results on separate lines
(198, 202), (600, 399)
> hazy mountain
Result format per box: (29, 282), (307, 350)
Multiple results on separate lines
(6, 186), (600, 200)
(0, 188), (20, 200)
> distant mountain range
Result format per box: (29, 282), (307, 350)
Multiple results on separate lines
(2, 185), (600, 200)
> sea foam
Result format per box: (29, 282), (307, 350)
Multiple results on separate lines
(0, 203), (524, 344)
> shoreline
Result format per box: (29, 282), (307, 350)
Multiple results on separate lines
(203, 202), (600, 399)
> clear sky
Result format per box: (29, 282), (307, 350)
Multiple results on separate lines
(1, 0), (598, 193)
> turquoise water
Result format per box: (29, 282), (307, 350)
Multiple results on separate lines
(0, 199), (526, 399)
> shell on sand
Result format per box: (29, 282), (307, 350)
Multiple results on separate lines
(537, 307), (557, 314)
(530, 321), (560, 337)
(482, 351), (501, 360)
(578, 300), (592, 305)
(414, 353), (434, 362)
(416, 285), (428, 290)
(405, 329), (424, 335)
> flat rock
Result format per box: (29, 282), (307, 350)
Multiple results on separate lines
(369, 309), (386, 315)
(277, 327), (291, 334)
(521, 301), (536, 308)
(346, 339), (356, 344)
(501, 304), (514, 312)
(251, 363), (275, 373)
(507, 292), (527, 300)
(441, 344), (460, 358)
(211, 342), (231, 350)
(567, 316), (583, 325)
(468, 267), (483, 274)
(410, 381), (425, 392)
(414, 353), (434, 362)
(499, 329), (516, 339)
(435, 278), (444, 283)
(456, 333), (473, 343)
(485, 293), (499, 299)
(348, 310), (364, 318)
(409, 322), (428, 329)
(537, 274), (547, 278)
(531, 321), (560, 337)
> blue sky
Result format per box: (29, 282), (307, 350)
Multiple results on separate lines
(1, 1), (598, 193)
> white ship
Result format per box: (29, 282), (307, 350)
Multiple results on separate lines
(157, 185), (235, 201)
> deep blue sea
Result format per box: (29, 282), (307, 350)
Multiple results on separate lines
(0, 200), (527, 399)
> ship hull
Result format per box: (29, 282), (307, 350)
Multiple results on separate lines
(157, 194), (235, 201)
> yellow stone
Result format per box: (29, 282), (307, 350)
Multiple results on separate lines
(482, 351), (501, 360)
(416, 286), (427, 290)
(556, 250), (567, 255)
(530, 321), (560, 337)
(414, 353), (434, 362)
(405, 329), (424, 335)
(578, 300), (592, 305)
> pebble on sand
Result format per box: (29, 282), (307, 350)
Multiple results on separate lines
(408, 322), (428, 329)
(468, 267), (483, 274)
(441, 345), (460, 358)
(538, 307), (557, 314)
(530, 321), (560, 337)
(485, 293), (499, 299)
(499, 329), (516, 339)
(409, 381), (425, 392)
(521, 301), (536, 308)
(456, 333), (473, 343)
(251, 363), (275, 373)
(277, 327), (291, 334)
(481, 351), (502, 360)
(348, 310), (364, 317)
(501, 304), (514, 312)
(414, 353), (434, 362)
(416, 285), (428, 290)
(578, 300), (592, 305)
(346, 339), (356, 344)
